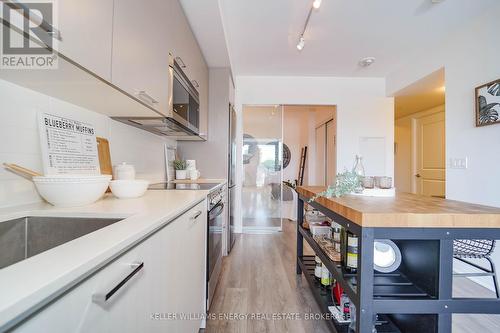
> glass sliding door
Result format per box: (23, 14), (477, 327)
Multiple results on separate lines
(242, 105), (283, 232)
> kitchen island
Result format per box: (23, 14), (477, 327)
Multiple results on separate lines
(296, 186), (500, 333)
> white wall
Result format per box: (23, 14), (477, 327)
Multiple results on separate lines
(0, 79), (175, 209)
(178, 68), (232, 179)
(234, 76), (394, 232)
(387, 4), (500, 290)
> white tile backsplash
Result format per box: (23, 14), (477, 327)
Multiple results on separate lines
(0, 79), (175, 208)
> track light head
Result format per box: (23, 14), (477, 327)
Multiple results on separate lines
(296, 37), (305, 51)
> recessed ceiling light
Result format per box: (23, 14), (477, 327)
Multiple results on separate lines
(296, 37), (305, 51)
(359, 57), (376, 67)
(313, 0), (322, 9)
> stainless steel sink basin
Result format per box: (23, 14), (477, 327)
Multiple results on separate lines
(0, 216), (123, 269)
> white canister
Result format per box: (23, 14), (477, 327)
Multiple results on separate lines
(186, 160), (196, 171)
(113, 163), (136, 180)
(189, 169), (201, 180)
(176, 170), (188, 180)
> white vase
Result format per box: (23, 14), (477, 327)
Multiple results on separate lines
(176, 170), (188, 180)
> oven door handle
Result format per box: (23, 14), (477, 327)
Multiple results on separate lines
(209, 202), (224, 220)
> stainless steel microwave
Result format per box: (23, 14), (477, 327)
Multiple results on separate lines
(111, 55), (203, 140)
(168, 55), (200, 134)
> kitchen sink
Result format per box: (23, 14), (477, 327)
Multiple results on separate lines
(0, 216), (123, 270)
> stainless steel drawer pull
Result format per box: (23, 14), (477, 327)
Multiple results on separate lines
(192, 80), (199, 88)
(175, 56), (186, 68)
(92, 262), (144, 304)
(190, 210), (202, 220)
(137, 91), (159, 105)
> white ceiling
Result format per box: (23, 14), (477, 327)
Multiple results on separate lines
(395, 68), (445, 118)
(181, 0), (496, 77)
(179, 0), (231, 68)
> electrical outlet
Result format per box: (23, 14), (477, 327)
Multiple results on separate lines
(449, 157), (468, 169)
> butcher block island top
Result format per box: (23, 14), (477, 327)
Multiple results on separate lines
(297, 186), (500, 228)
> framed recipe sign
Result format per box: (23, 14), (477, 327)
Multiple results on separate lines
(475, 78), (500, 127)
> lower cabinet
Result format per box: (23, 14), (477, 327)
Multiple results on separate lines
(13, 200), (207, 333)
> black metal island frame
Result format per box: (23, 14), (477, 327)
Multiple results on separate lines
(296, 186), (500, 333)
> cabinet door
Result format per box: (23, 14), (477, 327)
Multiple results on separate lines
(12, 201), (207, 333)
(111, 0), (172, 115)
(169, 0), (209, 136)
(12, 219), (184, 333)
(57, 0), (114, 80)
(175, 201), (207, 332)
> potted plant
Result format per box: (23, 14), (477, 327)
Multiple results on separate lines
(173, 159), (188, 180)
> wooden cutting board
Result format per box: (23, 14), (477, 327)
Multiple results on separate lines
(96, 137), (112, 176)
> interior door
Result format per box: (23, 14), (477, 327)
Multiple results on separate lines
(415, 112), (446, 197)
(315, 125), (326, 186)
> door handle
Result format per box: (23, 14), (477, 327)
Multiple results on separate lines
(175, 56), (186, 68)
(136, 91), (159, 105)
(190, 210), (203, 221)
(415, 174), (421, 178)
(92, 262), (144, 305)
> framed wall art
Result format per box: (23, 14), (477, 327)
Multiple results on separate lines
(475, 79), (500, 127)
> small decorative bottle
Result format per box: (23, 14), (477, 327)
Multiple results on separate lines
(352, 155), (365, 193)
(314, 256), (323, 282)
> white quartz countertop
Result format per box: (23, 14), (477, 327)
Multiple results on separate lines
(0, 182), (225, 331)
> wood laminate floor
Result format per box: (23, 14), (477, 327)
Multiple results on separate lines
(205, 219), (500, 333)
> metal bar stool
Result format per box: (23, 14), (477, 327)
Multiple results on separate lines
(453, 239), (500, 298)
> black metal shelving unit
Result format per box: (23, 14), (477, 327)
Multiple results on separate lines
(296, 194), (500, 333)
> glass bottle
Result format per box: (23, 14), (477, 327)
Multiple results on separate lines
(353, 155), (365, 177)
(352, 155), (365, 193)
(314, 256), (322, 282)
(345, 232), (358, 274)
(321, 263), (332, 289)
(340, 293), (350, 321)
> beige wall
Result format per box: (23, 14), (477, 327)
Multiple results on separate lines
(394, 105), (445, 193)
(282, 106), (318, 185)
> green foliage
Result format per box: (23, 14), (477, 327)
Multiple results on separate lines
(173, 159), (187, 170)
(309, 170), (361, 202)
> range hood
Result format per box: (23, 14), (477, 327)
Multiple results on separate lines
(112, 116), (206, 141)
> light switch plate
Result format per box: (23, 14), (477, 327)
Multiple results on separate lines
(449, 157), (468, 169)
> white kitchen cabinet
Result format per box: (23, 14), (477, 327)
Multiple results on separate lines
(0, 0), (113, 80)
(13, 201), (207, 333)
(111, 0), (172, 115)
(57, 0), (114, 80)
(169, 0), (209, 137)
(175, 201), (207, 332)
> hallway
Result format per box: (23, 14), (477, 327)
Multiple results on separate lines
(206, 220), (330, 332)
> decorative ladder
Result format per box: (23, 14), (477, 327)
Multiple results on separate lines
(297, 146), (308, 186)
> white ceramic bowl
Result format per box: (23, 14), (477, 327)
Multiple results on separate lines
(109, 179), (149, 199)
(33, 175), (111, 207)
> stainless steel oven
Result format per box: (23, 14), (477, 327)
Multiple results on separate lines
(207, 186), (224, 309)
(168, 56), (200, 134)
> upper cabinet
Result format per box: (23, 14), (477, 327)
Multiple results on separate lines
(111, 0), (208, 137)
(57, 0), (114, 80)
(111, 0), (172, 116)
(0, 0), (209, 139)
(169, 0), (209, 137)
